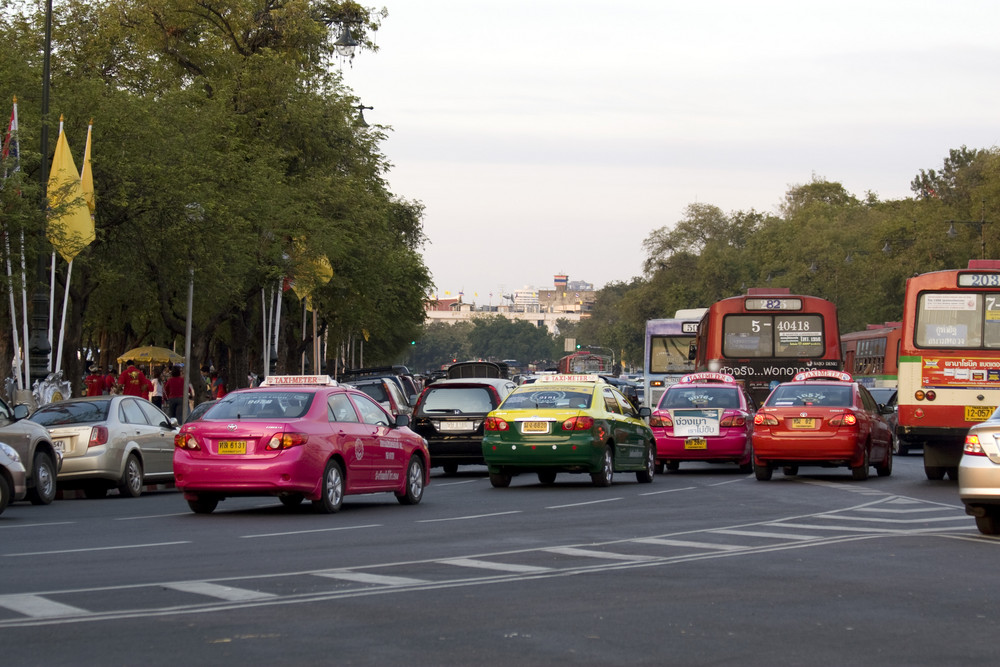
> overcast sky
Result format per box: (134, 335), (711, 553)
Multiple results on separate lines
(348, 1), (1000, 304)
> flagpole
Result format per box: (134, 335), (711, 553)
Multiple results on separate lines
(54, 259), (72, 373)
(2, 97), (24, 390)
(261, 289), (269, 378)
(273, 280), (283, 370)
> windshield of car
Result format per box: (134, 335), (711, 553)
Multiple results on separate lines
(868, 388), (896, 405)
(501, 387), (593, 410)
(767, 384), (852, 407)
(352, 382), (389, 404)
(203, 391), (314, 419)
(659, 386), (740, 409)
(419, 387), (495, 415)
(29, 399), (111, 425)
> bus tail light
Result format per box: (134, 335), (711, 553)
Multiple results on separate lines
(650, 414), (673, 427)
(964, 434), (986, 455)
(914, 390), (937, 401)
(561, 416), (594, 431)
(753, 414), (779, 426)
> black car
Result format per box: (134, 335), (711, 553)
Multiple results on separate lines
(411, 377), (517, 474)
(868, 387), (902, 454)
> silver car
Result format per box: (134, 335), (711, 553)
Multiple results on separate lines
(0, 441), (27, 514)
(959, 409), (1000, 534)
(0, 398), (59, 505)
(28, 396), (178, 499)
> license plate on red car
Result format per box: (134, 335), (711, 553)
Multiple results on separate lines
(218, 440), (247, 455)
(791, 418), (815, 429)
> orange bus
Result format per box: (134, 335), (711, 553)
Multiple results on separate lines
(897, 260), (1000, 480)
(556, 351), (611, 374)
(693, 288), (842, 405)
(840, 323), (901, 388)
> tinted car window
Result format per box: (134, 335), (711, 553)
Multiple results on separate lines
(138, 400), (170, 427)
(328, 393), (360, 423)
(419, 387), (494, 414)
(503, 388), (593, 410)
(30, 399), (111, 425)
(660, 387), (740, 409)
(207, 391), (314, 419)
(767, 384), (852, 407)
(119, 399), (147, 424)
(352, 393), (391, 426)
(354, 382), (389, 403)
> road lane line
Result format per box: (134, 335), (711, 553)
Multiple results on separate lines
(433, 479), (481, 487)
(417, 511), (521, 523)
(314, 571), (430, 586)
(163, 581), (277, 601)
(640, 487), (695, 496)
(116, 513), (191, 520)
(546, 498), (622, 509)
(440, 558), (552, 573)
(242, 524), (382, 538)
(0, 522), (75, 530)
(814, 514), (968, 524)
(5, 541), (190, 557)
(633, 537), (746, 551)
(0, 594), (89, 618)
(711, 529), (820, 541)
(543, 546), (656, 561)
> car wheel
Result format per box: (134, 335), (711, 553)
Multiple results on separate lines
(0, 473), (9, 515)
(754, 461), (773, 481)
(396, 456), (425, 505)
(782, 466), (799, 476)
(27, 452), (56, 505)
(84, 483), (108, 499)
(118, 453), (144, 498)
(313, 459), (344, 513)
(279, 494), (304, 508)
(636, 445), (655, 484)
(975, 508), (1000, 536)
(875, 448), (893, 477)
(537, 471), (557, 485)
(851, 448), (870, 481)
(924, 465), (946, 481)
(591, 446), (614, 487)
(187, 495), (219, 514)
(442, 463), (459, 475)
(489, 471), (512, 488)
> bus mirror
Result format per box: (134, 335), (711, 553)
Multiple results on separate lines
(688, 343), (697, 361)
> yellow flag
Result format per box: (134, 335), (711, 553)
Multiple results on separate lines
(289, 237), (333, 311)
(47, 118), (95, 262)
(80, 121), (95, 214)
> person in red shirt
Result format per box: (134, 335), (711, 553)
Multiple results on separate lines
(104, 366), (117, 394)
(163, 367), (189, 420)
(118, 360), (153, 398)
(84, 365), (105, 397)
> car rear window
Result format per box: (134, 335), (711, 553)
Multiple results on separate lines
(30, 400), (111, 425)
(660, 387), (740, 409)
(767, 384), (852, 407)
(419, 387), (495, 414)
(353, 383), (389, 403)
(204, 391), (314, 419)
(502, 387), (593, 410)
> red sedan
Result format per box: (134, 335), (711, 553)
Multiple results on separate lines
(173, 376), (430, 513)
(751, 370), (893, 481)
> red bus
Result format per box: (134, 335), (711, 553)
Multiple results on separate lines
(557, 351), (611, 374)
(840, 323), (901, 388)
(693, 288), (842, 405)
(897, 260), (1000, 480)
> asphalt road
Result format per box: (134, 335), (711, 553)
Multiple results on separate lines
(1, 454), (997, 666)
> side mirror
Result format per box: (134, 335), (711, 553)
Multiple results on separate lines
(638, 407), (651, 419)
(688, 343), (697, 361)
(395, 413), (410, 428)
(12, 404), (29, 420)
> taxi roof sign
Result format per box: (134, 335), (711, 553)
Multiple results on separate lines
(258, 375), (338, 387)
(536, 374), (606, 384)
(792, 370), (852, 383)
(679, 372), (736, 385)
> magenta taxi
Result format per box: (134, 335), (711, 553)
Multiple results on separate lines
(173, 375), (430, 514)
(650, 372), (755, 473)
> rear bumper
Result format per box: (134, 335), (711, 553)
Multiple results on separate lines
(959, 454), (1000, 504)
(174, 449), (323, 499)
(654, 431), (751, 462)
(753, 433), (862, 467)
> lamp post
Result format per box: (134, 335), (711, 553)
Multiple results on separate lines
(355, 104), (373, 127)
(946, 199), (990, 259)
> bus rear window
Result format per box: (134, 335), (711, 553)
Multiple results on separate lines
(649, 335), (696, 373)
(916, 292), (1000, 348)
(722, 315), (825, 358)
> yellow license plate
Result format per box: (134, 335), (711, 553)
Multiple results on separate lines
(218, 440), (247, 455)
(684, 438), (707, 450)
(965, 406), (996, 422)
(791, 418), (815, 429)
(521, 421), (549, 434)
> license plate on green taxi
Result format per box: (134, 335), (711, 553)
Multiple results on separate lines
(965, 406), (996, 422)
(791, 418), (815, 429)
(218, 440), (247, 455)
(684, 438), (707, 450)
(521, 421), (549, 434)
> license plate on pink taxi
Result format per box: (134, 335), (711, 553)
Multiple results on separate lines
(218, 440), (247, 455)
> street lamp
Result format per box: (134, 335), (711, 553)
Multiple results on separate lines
(946, 199), (990, 259)
(334, 24), (359, 64)
(355, 104), (373, 127)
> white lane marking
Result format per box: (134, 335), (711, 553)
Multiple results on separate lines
(5, 541), (190, 557)
(418, 511), (521, 523)
(0, 594), (89, 618)
(711, 529), (820, 541)
(242, 524), (381, 538)
(633, 537), (746, 551)
(813, 514), (968, 524)
(854, 507), (958, 514)
(767, 522), (968, 534)
(546, 498), (622, 509)
(314, 571), (429, 586)
(441, 558), (552, 573)
(433, 479), (481, 487)
(640, 486), (695, 496)
(116, 513), (191, 520)
(708, 478), (747, 487)
(163, 581), (277, 601)
(543, 546), (656, 561)
(0, 522), (75, 530)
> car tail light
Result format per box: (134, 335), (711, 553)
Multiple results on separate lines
(650, 414), (673, 428)
(829, 413), (858, 426)
(485, 417), (509, 431)
(561, 416), (594, 431)
(174, 432), (200, 450)
(88, 425), (109, 448)
(266, 432), (309, 450)
(753, 413), (779, 426)
(721, 415), (746, 427)
(965, 434), (987, 455)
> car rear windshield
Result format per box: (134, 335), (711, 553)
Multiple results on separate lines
(418, 387), (495, 415)
(204, 391), (314, 420)
(502, 387), (593, 410)
(660, 387), (740, 409)
(353, 383), (389, 403)
(767, 384), (852, 407)
(30, 400), (111, 425)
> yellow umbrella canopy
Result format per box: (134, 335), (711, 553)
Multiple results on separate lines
(116, 346), (184, 365)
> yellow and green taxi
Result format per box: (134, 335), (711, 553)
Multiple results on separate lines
(482, 374), (656, 487)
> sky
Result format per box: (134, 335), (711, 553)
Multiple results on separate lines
(348, 1), (1000, 305)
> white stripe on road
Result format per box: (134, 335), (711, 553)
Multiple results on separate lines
(5, 541), (190, 557)
(640, 486), (695, 496)
(546, 498), (622, 509)
(711, 529), (820, 541)
(163, 581), (277, 601)
(314, 571), (429, 586)
(0, 594), (89, 618)
(440, 558), (552, 573)
(242, 524), (381, 538)
(633, 537), (746, 551)
(543, 546), (656, 561)
(418, 511), (521, 523)
(814, 514), (968, 524)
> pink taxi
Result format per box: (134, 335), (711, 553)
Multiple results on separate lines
(173, 375), (430, 514)
(650, 372), (755, 473)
